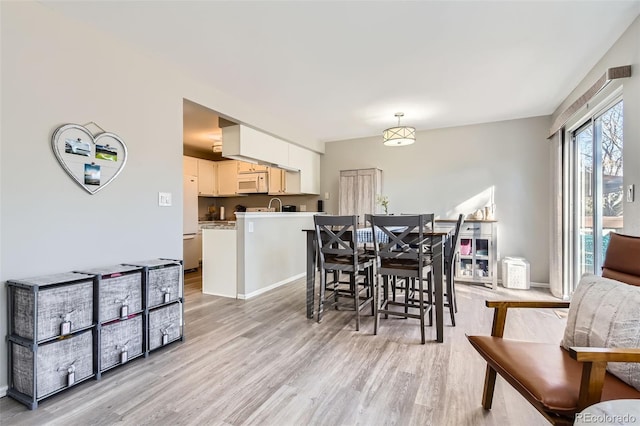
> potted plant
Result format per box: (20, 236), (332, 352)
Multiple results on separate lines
(376, 195), (389, 214)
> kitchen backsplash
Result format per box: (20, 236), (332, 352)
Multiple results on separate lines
(198, 194), (320, 221)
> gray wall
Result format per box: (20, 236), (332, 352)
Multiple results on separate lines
(0, 2), (318, 393)
(320, 116), (552, 284)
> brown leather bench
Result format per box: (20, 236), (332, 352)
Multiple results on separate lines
(467, 233), (640, 425)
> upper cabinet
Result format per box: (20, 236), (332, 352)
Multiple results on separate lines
(222, 124), (320, 195)
(268, 167), (301, 195)
(289, 144), (320, 195)
(222, 125), (288, 167)
(217, 160), (238, 196)
(183, 156), (198, 177)
(197, 159), (217, 196)
(237, 161), (268, 174)
(184, 156), (239, 197)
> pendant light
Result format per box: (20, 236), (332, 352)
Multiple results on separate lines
(383, 112), (415, 146)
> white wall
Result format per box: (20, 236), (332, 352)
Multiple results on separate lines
(0, 2), (317, 393)
(321, 116), (551, 283)
(551, 15), (640, 236)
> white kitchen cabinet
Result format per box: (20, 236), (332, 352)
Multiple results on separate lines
(289, 144), (320, 194)
(202, 228), (237, 298)
(339, 168), (383, 225)
(222, 125), (289, 166)
(183, 156), (198, 177)
(268, 167), (301, 195)
(217, 160), (238, 196)
(197, 159), (217, 196)
(237, 161), (268, 173)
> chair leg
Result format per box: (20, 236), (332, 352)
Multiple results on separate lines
(452, 276), (458, 314)
(447, 273), (456, 327)
(383, 276), (389, 319)
(334, 270), (340, 308)
(369, 265), (375, 316)
(353, 273), (360, 331)
(404, 278), (410, 316)
(418, 272), (426, 344)
(374, 272), (379, 335)
(482, 365), (498, 409)
(427, 273), (433, 327)
(391, 276), (397, 301)
(318, 268), (326, 323)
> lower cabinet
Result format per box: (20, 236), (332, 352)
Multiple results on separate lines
(454, 220), (498, 289)
(6, 259), (185, 410)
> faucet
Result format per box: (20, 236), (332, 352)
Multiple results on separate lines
(268, 197), (283, 212)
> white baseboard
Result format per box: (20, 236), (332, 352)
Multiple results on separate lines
(0, 385), (7, 398)
(238, 273), (305, 300)
(530, 281), (550, 288)
(497, 279), (550, 289)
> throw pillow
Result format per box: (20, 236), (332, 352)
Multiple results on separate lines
(562, 273), (640, 391)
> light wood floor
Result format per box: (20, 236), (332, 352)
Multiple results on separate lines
(1, 272), (566, 425)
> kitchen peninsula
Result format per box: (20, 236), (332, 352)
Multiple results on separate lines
(202, 212), (316, 299)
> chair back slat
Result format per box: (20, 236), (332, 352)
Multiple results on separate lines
(314, 215), (359, 270)
(370, 214), (435, 272)
(445, 214), (466, 264)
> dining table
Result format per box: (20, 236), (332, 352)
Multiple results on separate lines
(303, 224), (454, 343)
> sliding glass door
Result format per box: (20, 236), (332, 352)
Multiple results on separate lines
(571, 99), (623, 286)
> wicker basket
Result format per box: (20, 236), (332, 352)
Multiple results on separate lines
(75, 265), (143, 323)
(12, 330), (93, 398)
(13, 280), (94, 342)
(147, 265), (182, 308)
(100, 315), (143, 371)
(148, 302), (182, 351)
(98, 273), (143, 323)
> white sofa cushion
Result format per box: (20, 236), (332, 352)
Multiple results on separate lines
(562, 273), (640, 391)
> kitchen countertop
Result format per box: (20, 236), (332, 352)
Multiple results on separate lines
(201, 221), (236, 230)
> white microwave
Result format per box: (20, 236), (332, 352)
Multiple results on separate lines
(237, 172), (268, 194)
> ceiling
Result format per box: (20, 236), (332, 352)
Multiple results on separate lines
(43, 1), (640, 146)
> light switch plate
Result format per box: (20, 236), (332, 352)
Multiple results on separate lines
(248, 221), (254, 232)
(627, 184), (635, 202)
(324, 192), (330, 200)
(159, 192), (172, 206)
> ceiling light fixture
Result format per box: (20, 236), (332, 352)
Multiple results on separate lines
(383, 112), (415, 146)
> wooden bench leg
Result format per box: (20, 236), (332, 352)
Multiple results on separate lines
(482, 365), (497, 409)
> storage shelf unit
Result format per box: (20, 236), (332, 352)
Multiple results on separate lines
(75, 265), (145, 375)
(6, 272), (98, 410)
(451, 219), (498, 289)
(123, 259), (184, 353)
(6, 259), (184, 410)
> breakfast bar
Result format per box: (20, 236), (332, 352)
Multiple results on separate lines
(202, 212), (315, 299)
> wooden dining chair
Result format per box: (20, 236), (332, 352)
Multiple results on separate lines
(442, 213), (465, 326)
(371, 214), (435, 344)
(314, 215), (375, 331)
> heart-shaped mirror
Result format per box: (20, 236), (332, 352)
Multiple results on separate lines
(51, 123), (128, 194)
